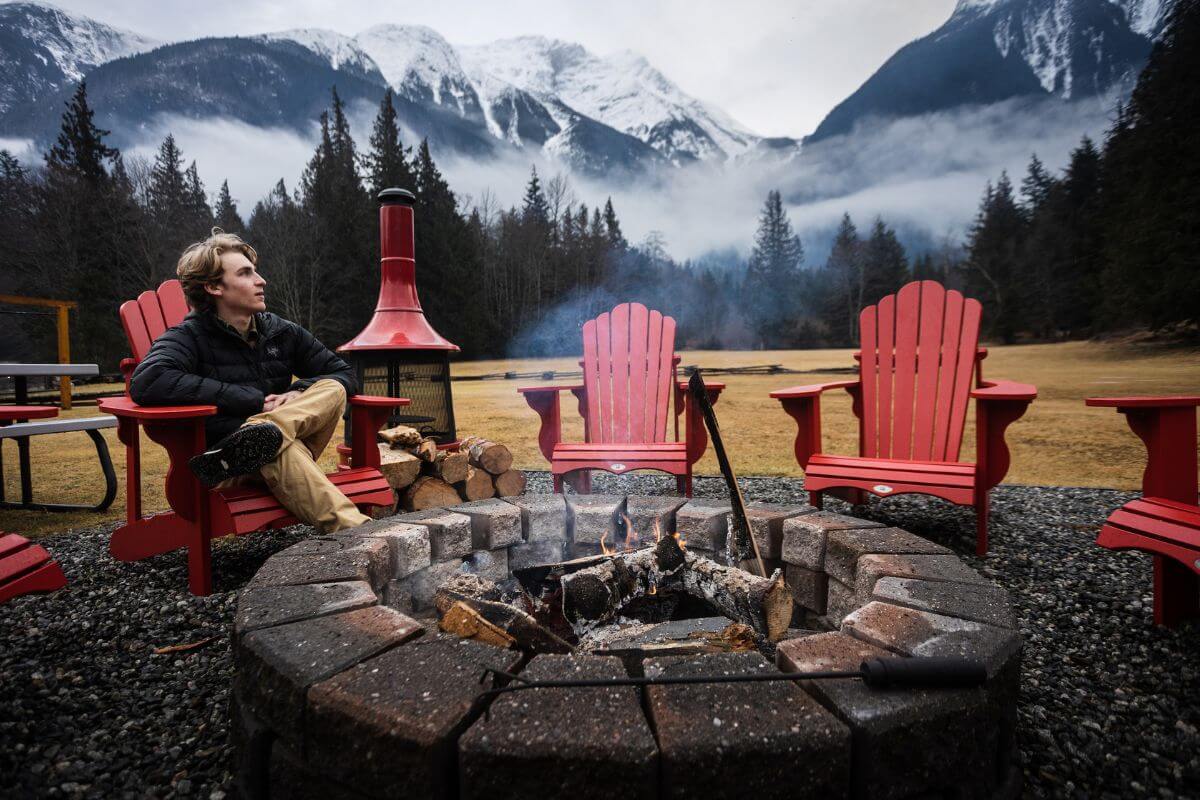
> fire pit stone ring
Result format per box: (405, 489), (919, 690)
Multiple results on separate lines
(231, 493), (1023, 799)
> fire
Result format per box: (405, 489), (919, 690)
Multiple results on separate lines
(600, 530), (614, 556)
(674, 532), (686, 551)
(648, 584), (657, 595)
(621, 514), (637, 551)
(653, 519), (662, 543)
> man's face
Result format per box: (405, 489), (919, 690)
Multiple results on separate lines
(206, 251), (266, 315)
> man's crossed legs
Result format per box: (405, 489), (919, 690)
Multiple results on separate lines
(189, 379), (371, 532)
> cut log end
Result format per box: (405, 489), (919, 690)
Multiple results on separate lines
(492, 469), (526, 497)
(456, 466), (496, 501)
(401, 476), (461, 511)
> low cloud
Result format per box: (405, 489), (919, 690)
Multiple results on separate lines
(114, 92), (1119, 264)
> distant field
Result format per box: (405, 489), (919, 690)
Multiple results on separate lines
(3, 340), (1197, 537)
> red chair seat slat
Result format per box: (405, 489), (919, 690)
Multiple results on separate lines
(1124, 497), (1200, 527)
(807, 454), (975, 475)
(0, 532), (30, 558)
(807, 462), (976, 489)
(0, 561), (68, 604)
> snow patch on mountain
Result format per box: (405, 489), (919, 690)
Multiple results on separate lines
(0, 1), (158, 82)
(353, 24), (482, 120)
(258, 29), (377, 74)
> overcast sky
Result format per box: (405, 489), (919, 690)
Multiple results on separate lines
(50, 0), (958, 137)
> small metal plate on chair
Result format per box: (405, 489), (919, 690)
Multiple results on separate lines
(610, 463), (627, 471)
(873, 485), (894, 494)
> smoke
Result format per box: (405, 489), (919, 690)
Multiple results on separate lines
(113, 92), (1118, 264)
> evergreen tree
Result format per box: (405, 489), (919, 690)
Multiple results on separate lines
(184, 160), (213, 230)
(45, 82), (116, 185)
(364, 89), (417, 196)
(148, 135), (189, 230)
(743, 190), (804, 347)
(823, 213), (863, 344)
(861, 217), (909, 305)
(963, 173), (1027, 342)
(213, 180), (245, 231)
(521, 166), (550, 225)
(603, 197), (627, 251)
(1020, 154), (1054, 213)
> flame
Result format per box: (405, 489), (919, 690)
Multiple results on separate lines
(621, 514), (637, 551)
(653, 518), (662, 543)
(673, 532), (686, 551)
(600, 530), (614, 556)
(648, 584), (657, 595)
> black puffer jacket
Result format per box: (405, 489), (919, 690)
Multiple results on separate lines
(130, 310), (357, 445)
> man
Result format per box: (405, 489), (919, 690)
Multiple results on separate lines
(130, 228), (372, 533)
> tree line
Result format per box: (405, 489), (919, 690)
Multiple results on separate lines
(0, 0), (1193, 368)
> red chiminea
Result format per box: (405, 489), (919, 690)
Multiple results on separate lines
(339, 188), (459, 444)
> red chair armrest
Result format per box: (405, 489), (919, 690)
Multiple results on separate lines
(971, 381), (1037, 401)
(770, 380), (859, 399)
(98, 397), (217, 420)
(350, 394), (411, 408)
(676, 380), (725, 395)
(1086, 396), (1200, 409)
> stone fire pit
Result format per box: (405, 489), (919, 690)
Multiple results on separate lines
(231, 494), (1023, 799)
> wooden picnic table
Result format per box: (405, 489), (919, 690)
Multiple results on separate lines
(0, 363), (116, 512)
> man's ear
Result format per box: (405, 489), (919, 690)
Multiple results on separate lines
(203, 280), (223, 299)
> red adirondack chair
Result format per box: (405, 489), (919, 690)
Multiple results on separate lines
(519, 302), (724, 496)
(1086, 396), (1200, 626)
(0, 532), (67, 603)
(98, 279), (406, 596)
(771, 280), (1036, 555)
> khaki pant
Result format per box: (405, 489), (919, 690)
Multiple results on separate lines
(238, 379), (370, 533)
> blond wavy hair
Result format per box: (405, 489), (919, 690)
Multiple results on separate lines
(176, 228), (259, 311)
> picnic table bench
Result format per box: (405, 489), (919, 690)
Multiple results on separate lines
(0, 363), (118, 512)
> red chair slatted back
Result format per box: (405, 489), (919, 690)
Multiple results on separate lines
(119, 280), (189, 363)
(858, 280), (982, 462)
(581, 303), (677, 444)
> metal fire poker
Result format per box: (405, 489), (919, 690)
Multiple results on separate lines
(474, 656), (987, 710)
(687, 370), (766, 576)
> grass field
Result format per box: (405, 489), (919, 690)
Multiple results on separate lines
(2, 340), (1197, 538)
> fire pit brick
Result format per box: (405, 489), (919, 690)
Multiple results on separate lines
(774, 631), (1005, 800)
(452, 498), (523, 549)
(396, 510), (473, 562)
(853, 553), (991, 597)
(626, 495), (687, 547)
(823, 528), (952, 586)
(506, 494), (568, 543)
(784, 564), (827, 614)
(842, 601), (1022, 679)
(235, 581), (378, 636)
(357, 520), (433, 579)
(675, 498), (731, 554)
(645, 652), (850, 799)
(460, 655), (658, 799)
(392, 559), (465, 611)
(567, 494), (626, 546)
(247, 545), (389, 590)
(461, 549), (509, 583)
(781, 512), (886, 569)
(871, 577), (1017, 629)
(306, 633), (523, 799)
(234, 606), (422, 745)
(508, 539), (566, 572)
(825, 578), (859, 625)
(736, 501), (814, 560)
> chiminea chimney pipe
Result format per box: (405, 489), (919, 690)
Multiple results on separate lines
(338, 188), (459, 352)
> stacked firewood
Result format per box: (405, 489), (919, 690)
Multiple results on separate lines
(377, 427), (527, 511)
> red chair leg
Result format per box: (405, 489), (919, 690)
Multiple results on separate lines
(552, 474), (564, 494)
(976, 492), (990, 556)
(809, 490), (823, 509)
(1154, 556), (1200, 627)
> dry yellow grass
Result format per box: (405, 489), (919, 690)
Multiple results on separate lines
(3, 340), (1197, 538)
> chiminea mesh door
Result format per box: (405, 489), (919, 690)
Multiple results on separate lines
(349, 351), (457, 444)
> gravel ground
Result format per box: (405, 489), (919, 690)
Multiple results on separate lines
(2, 474), (1198, 799)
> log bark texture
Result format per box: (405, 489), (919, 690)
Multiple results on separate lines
(456, 466), (496, 501)
(401, 475), (461, 511)
(678, 554), (792, 641)
(434, 450), (470, 484)
(492, 469), (527, 497)
(435, 575), (573, 654)
(463, 437), (513, 475)
(378, 445), (422, 490)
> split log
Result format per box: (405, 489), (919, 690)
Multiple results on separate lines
(455, 466), (496, 501)
(415, 438), (439, 463)
(379, 424), (422, 448)
(492, 469), (526, 497)
(378, 445), (422, 490)
(401, 475), (461, 511)
(462, 437), (513, 475)
(433, 450), (470, 484)
(435, 574), (573, 654)
(678, 553), (792, 641)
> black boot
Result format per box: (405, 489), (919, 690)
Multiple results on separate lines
(188, 423), (283, 488)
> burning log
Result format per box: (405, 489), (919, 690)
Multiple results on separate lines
(434, 574), (573, 654)
(557, 532), (792, 642)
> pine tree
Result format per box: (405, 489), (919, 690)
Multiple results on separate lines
(823, 213), (863, 344)
(743, 190), (804, 347)
(603, 197), (626, 251)
(963, 173), (1027, 342)
(1019, 154), (1054, 213)
(148, 135), (188, 228)
(364, 89), (416, 196)
(184, 160), (213, 230)
(861, 217), (908, 305)
(521, 166), (550, 225)
(213, 180), (245, 232)
(45, 82), (116, 185)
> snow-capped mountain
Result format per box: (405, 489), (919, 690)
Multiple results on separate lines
(255, 29), (382, 84)
(809, 0), (1169, 142)
(459, 36), (759, 165)
(353, 25), (485, 124)
(0, 1), (157, 117)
